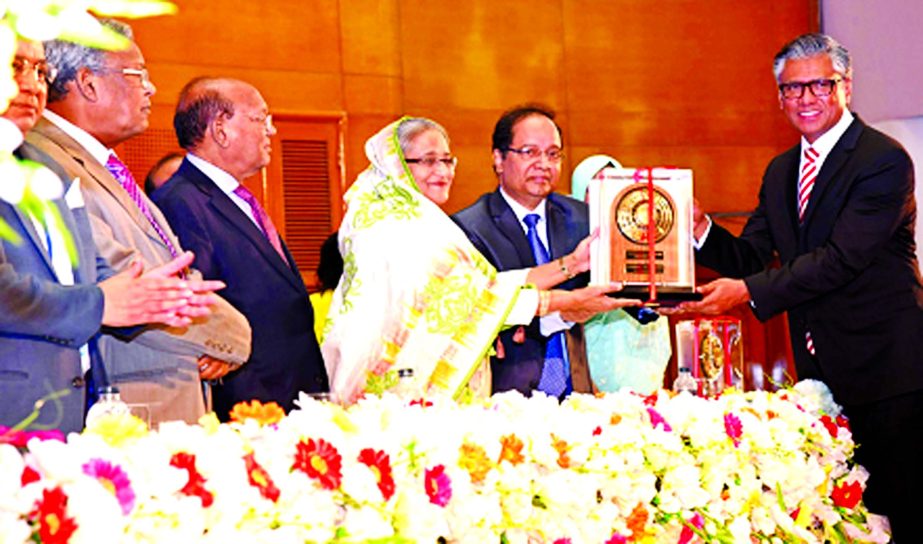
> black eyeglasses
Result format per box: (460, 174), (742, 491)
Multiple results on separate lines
(12, 58), (57, 84)
(405, 156), (458, 169)
(778, 77), (846, 100)
(504, 145), (564, 162)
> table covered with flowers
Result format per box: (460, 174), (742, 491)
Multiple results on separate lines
(0, 381), (888, 543)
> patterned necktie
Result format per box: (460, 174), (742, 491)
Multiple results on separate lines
(798, 146), (819, 222)
(523, 213), (572, 398)
(232, 184), (288, 264)
(105, 154), (179, 259)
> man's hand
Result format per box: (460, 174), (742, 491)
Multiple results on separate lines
(554, 282), (641, 323)
(197, 355), (240, 380)
(99, 251), (225, 328)
(670, 278), (750, 315)
(567, 228), (600, 276)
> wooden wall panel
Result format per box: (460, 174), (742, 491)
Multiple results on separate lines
(124, 0), (818, 384)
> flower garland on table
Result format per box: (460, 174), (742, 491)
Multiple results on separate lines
(0, 381), (889, 543)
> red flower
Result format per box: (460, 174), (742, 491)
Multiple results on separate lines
(21, 465), (41, 486)
(358, 448), (395, 500)
(604, 534), (627, 544)
(836, 414), (850, 431)
(425, 464), (452, 507)
(831, 480), (863, 509)
(169, 452), (214, 507)
(819, 415), (839, 438)
(32, 486), (78, 544)
(292, 438), (342, 490)
(592, 426), (603, 436)
(409, 398), (433, 407)
(724, 412), (743, 447)
(553, 539), (572, 544)
(245, 453), (280, 502)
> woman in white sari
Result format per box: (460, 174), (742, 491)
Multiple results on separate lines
(322, 118), (635, 405)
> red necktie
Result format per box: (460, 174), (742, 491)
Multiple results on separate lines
(233, 184), (288, 264)
(798, 146), (819, 222)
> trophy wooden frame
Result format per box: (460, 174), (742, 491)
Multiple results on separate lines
(588, 167), (700, 305)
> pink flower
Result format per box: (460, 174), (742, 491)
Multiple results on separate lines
(646, 408), (672, 432)
(425, 464), (452, 507)
(0, 425), (64, 447)
(604, 534), (628, 544)
(553, 539), (572, 544)
(82, 458), (136, 515)
(724, 412), (743, 447)
(678, 512), (705, 544)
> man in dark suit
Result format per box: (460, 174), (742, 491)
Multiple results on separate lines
(453, 105), (592, 397)
(1, 38), (218, 434)
(685, 33), (922, 539)
(152, 77), (329, 420)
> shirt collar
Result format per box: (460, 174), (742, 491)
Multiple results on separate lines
(801, 109), (855, 161)
(499, 186), (546, 229)
(186, 153), (241, 194)
(42, 109), (112, 166)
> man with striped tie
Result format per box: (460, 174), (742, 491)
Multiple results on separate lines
(684, 33), (922, 540)
(27, 18), (252, 427)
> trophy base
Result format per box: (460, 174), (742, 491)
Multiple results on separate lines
(608, 286), (703, 307)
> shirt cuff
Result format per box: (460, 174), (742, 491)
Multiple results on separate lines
(692, 215), (713, 250)
(540, 312), (574, 335)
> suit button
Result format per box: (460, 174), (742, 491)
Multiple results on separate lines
(72, 376), (85, 388)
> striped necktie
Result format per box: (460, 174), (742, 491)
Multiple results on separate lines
(798, 146), (819, 222)
(105, 153), (180, 259)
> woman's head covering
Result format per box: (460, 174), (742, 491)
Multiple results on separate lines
(322, 117), (523, 405)
(570, 154), (622, 201)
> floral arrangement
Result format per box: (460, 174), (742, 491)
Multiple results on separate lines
(0, 381), (889, 543)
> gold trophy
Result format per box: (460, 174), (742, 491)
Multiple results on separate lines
(588, 166), (700, 305)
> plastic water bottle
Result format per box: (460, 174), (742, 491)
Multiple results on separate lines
(672, 368), (698, 395)
(84, 386), (131, 427)
(392, 368), (417, 398)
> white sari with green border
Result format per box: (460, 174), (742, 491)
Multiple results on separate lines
(322, 119), (531, 405)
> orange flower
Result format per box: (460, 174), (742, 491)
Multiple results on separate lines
(458, 442), (492, 484)
(610, 414), (623, 425)
(551, 434), (571, 469)
(498, 434), (525, 466)
(229, 400), (285, 425)
(626, 502), (648, 540)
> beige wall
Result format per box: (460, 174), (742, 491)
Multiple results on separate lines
(129, 0), (817, 218)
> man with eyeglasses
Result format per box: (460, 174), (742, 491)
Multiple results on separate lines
(453, 104), (594, 398)
(683, 33), (922, 538)
(151, 77), (329, 420)
(0, 36), (228, 433)
(26, 19), (252, 427)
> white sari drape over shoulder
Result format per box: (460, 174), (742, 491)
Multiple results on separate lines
(322, 119), (534, 405)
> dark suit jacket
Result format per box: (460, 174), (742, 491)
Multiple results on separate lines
(152, 159), (328, 418)
(697, 116), (923, 405)
(0, 143), (110, 433)
(453, 189), (591, 395)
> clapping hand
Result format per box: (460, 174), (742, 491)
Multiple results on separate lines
(100, 251), (225, 328)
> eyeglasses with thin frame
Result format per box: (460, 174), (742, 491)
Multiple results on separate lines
(121, 67), (153, 89)
(778, 77), (846, 100)
(405, 155), (458, 169)
(12, 57), (57, 84)
(247, 112), (274, 132)
(504, 145), (564, 162)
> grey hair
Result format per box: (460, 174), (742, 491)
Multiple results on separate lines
(44, 18), (134, 103)
(396, 117), (450, 155)
(772, 33), (851, 82)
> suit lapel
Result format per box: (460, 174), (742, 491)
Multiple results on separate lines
(32, 119), (171, 254)
(545, 195), (572, 260)
(185, 163), (303, 290)
(800, 117), (863, 227)
(488, 190), (536, 266)
(10, 205), (57, 279)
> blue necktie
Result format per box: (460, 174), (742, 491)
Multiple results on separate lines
(523, 214), (572, 398)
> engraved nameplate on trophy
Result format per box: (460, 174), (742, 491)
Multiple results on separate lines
(587, 166), (699, 304)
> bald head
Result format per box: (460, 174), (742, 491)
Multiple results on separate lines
(174, 77), (275, 180)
